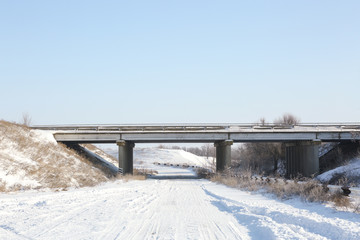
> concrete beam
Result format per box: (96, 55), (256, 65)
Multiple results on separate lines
(53, 131), (360, 143)
(214, 140), (233, 172)
(116, 140), (135, 175)
(285, 140), (321, 178)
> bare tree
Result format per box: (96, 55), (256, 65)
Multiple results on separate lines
(259, 117), (267, 126)
(274, 113), (300, 126)
(234, 114), (300, 175)
(201, 143), (215, 159)
(21, 113), (32, 126)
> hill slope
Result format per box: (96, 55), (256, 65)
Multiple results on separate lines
(0, 121), (112, 192)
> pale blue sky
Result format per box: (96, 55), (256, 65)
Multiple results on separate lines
(1, 1), (359, 125)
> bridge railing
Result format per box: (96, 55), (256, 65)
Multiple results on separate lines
(32, 123), (360, 132)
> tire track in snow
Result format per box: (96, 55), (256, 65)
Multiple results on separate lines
(202, 184), (360, 240)
(17, 183), (151, 239)
(2, 178), (360, 240)
(98, 185), (161, 239)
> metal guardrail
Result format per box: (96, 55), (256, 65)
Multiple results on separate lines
(32, 123), (360, 132)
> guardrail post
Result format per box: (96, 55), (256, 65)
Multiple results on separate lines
(116, 140), (135, 175)
(285, 140), (321, 178)
(214, 140), (233, 172)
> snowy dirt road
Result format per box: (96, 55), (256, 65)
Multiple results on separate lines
(1, 176), (360, 240)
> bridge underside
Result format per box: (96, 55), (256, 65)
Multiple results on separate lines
(105, 139), (321, 177)
(115, 140), (234, 174)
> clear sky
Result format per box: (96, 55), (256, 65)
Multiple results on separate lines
(1, 1), (359, 125)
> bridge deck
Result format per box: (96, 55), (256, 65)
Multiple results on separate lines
(33, 124), (360, 143)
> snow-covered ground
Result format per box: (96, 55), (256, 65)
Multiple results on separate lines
(134, 148), (213, 169)
(2, 126), (360, 239)
(1, 147), (360, 239)
(317, 158), (360, 186)
(97, 145), (214, 178)
(97, 145), (214, 168)
(0, 121), (110, 191)
(1, 176), (360, 240)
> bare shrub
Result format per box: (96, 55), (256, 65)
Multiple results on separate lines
(235, 142), (283, 174)
(196, 168), (214, 179)
(299, 180), (329, 202)
(233, 114), (300, 175)
(330, 190), (352, 208)
(274, 113), (300, 126)
(259, 117), (267, 126)
(21, 113), (32, 126)
(354, 204), (360, 214)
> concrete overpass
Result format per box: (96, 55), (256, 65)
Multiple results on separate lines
(33, 123), (360, 177)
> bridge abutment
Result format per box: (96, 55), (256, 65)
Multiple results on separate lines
(215, 140), (233, 172)
(285, 140), (321, 178)
(116, 140), (135, 175)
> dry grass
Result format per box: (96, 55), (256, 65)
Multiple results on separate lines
(118, 174), (146, 182)
(0, 120), (112, 192)
(134, 168), (158, 176)
(0, 180), (7, 192)
(330, 190), (352, 208)
(210, 169), (356, 211)
(196, 168), (214, 179)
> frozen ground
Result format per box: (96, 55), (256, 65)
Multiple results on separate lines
(1, 131), (360, 239)
(1, 165), (360, 240)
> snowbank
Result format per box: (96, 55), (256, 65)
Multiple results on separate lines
(317, 158), (360, 186)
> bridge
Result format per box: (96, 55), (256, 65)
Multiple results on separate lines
(33, 123), (360, 177)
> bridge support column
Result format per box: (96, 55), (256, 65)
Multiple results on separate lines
(116, 140), (135, 175)
(285, 140), (321, 178)
(215, 140), (233, 172)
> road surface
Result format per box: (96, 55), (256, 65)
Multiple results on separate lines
(0, 173), (360, 240)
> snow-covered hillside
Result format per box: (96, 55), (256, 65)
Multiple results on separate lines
(0, 121), (111, 191)
(97, 146), (213, 168)
(318, 158), (360, 186)
(134, 148), (213, 168)
(97, 145), (214, 177)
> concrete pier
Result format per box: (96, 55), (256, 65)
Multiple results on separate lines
(285, 140), (321, 178)
(215, 140), (233, 172)
(116, 140), (135, 175)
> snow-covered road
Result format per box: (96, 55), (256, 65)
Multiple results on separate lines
(1, 176), (360, 240)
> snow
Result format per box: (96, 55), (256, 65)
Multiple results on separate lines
(1, 121), (360, 239)
(1, 177), (359, 240)
(29, 129), (57, 145)
(317, 158), (360, 186)
(1, 146), (360, 239)
(134, 148), (213, 169)
(0, 168), (40, 189)
(0, 121), (110, 191)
